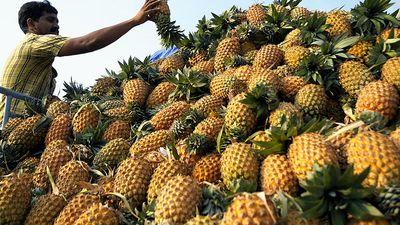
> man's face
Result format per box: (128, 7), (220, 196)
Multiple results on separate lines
(31, 12), (59, 35)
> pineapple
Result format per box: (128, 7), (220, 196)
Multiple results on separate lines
(325, 11), (352, 38)
(73, 203), (119, 225)
(260, 154), (298, 196)
(185, 215), (220, 225)
(192, 154), (221, 184)
(280, 75), (306, 101)
(176, 137), (204, 167)
(281, 28), (302, 50)
(390, 127), (400, 149)
(254, 44), (284, 69)
(214, 34), (241, 72)
(247, 4), (267, 27)
(377, 185), (400, 221)
(14, 157), (39, 174)
(209, 74), (242, 100)
(99, 99), (126, 111)
(381, 56), (400, 90)
(285, 209), (322, 225)
(376, 28), (400, 43)
(247, 67), (281, 91)
(1, 117), (23, 140)
(146, 81), (176, 109)
(113, 158), (153, 210)
(284, 45), (311, 69)
(268, 102), (302, 127)
(220, 143), (259, 191)
(192, 59), (215, 74)
(288, 132), (338, 181)
(54, 193), (101, 225)
(102, 120), (131, 141)
(193, 116), (225, 143)
(44, 114), (72, 146)
(347, 219), (390, 225)
(347, 40), (373, 64)
(123, 78), (151, 106)
(221, 193), (278, 225)
(233, 65), (254, 86)
(129, 129), (172, 155)
(155, 175), (202, 225)
(46, 100), (70, 118)
(55, 160), (89, 198)
(290, 7), (311, 20)
(338, 60), (375, 98)
(90, 77), (117, 97)
(147, 160), (191, 201)
(274, 64), (296, 78)
(224, 93), (257, 140)
(24, 194), (67, 225)
(355, 80), (399, 121)
(159, 54), (185, 75)
(294, 84), (328, 118)
(0, 174), (32, 225)
(347, 130), (400, 188)
(192, 95), (224, 117)
(188, 52), (207, 67)
(72, 103), (100, 134)
(150, 101), (190, 130)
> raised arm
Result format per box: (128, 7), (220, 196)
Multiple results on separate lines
(58, 0), (160, 56)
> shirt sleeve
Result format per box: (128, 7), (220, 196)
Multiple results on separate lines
(31, 34), (69, 57)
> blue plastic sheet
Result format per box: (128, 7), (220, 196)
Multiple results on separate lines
(149, 46), (179, 62)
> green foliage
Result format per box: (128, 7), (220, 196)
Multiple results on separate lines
(166, 67), (209, 101)
(240, 83), (279, 119)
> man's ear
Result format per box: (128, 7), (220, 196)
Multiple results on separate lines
(26, 18), (36, 31)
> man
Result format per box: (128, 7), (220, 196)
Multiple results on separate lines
(0, 0), (160, 119)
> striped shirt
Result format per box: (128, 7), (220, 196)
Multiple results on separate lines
(0, 33), (68, 118)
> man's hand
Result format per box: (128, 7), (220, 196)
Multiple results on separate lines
(133, 0), (161, 25)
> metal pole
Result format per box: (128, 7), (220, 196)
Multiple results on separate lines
(2, 95), (12, 129)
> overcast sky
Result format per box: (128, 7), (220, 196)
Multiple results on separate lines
(1, 0), (398, 97)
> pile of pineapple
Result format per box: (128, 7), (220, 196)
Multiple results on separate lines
(1, 0), (400, 224)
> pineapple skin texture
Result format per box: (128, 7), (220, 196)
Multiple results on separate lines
(260, 154), (299, 196)
(294, 84), (328, 117)
(192, 95), (224, 117)
(155, 175), (202, 225)
(339, 60), (375, 98)
(355, 80), (400, 121)
(382, 57), (400, 91)
(288, 133), (339, 181)
(225, 93), (257, 139)
(247, 4), (266, 27)
(72, 104), (100, 134)
(192, 154), (221, 183)
(93, 138), (130, 170)
(347, 41), (373, 64)
(221, 193), (278, 225)
(73, 203), (119, 225)
(146, 81), (176, 109)
(123, 79), (151, 106)
(347, 131), (400, 188)
(185, 215), (220, 225)
(284, 46), (310, 69)
(280, 76), (305, 101)
(0, 174), (32, 225)
(220, 143), (259, 190)
(347, 219), (391, 225)
(55, 193), (100, 225)
(150, 101), (190, 130)
(45, 114), (72, 146)
(254, 44), (283, 69)
(25, 194), (67, 225)
(325, 11), (352, 38)
(56, 160), (90, 199)
(214, 36), (241, 72)
(129, 129), (171, 155)
(102, 120), (131, 141)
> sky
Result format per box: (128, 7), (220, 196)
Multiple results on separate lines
(1, 0), (399, 98)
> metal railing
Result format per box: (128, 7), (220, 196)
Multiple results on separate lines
(0, 86), (41, 129)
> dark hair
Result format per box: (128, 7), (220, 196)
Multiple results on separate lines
(18, 0), (58, 33)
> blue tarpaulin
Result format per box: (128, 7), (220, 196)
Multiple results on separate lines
(150, 46), (179, 62)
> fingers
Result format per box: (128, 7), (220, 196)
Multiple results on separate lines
(144, 0), (160, 9)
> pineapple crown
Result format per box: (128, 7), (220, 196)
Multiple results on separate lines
(264, 4), (293, 43)
(166, 66), (209, 101)
(209, 7), (242, 40)
(367, 31), (400, 71)
(117, 56), (160, 86)
(376, 185), (400, 220)
(62, 78), (91, 103)
(297, 12), (330, 46)
(351, 0), (400, 36)
(224, 54), (250, 68)
(156, 14), (186, 48)
(240, 83), (280, 119)
(171, 108), (205, 139)
(72, 120), (107, 153)
(313, 33), (359, 65)
(235, 22), (275, 47)
(200, 184), (230, 218)
(273, 0), (302, 9)
(295, 164), (384, 225)
(185, 133), (211, 156)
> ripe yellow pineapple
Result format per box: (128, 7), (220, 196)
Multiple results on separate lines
(247, 4), (266, 26)
(281, 28), (302, 50)
(24, 193), (67, 225)
(284, 45), (311, 69)
(254, 44), (284, 69)
(376, 27), (400, 44)
(390, 127), (400, 149)
(274, 65), (295, 78)
(214, 34), (241, 72)
(146, 81), (176, 109)
(188, 51), (207, 66)
(225, 92), (257, 139)
(325, 11), (352, 38)
(0, 174), (32, 225)
(355, 80), (399, 121)
(1, 117), (23, 140)
(185, 215), (220, 225)
(347, 130), (400, 188)
(56, 160), (89, 199)
(288, 132), (339, 181)
(90, 77), (117, 97)
(260, 154), (298, 196)
(129, 129), (172, 155)
(147, 160), (191, 201)
(113, 158), (153, 210)
(347, 41), (373, 64)
(290, 7), (311, 20)
(192, 95), (224, 117)
(285, 209), (322, 225)
(280, 75), (306, 101)
(381, 56), (400, 90)
(13, 157), (39, 174)
(193, 116), (225, 143)
(209, 74), (242, 100)
(192, 154), (221, 184)
(220, 143), (259, 191)
(294, 84), (328, 118)
(192, 59), (215, 74)
(155, 175), (202, 225)
(45, 114), (72, 146)
(247, 67), (281, 91)
(72, 104), (100, 134)
(123, 78), (151, 106)
(54, 193), (100, 225)
(73, 203), (120, 225)
(150, 101), (190, 130)
(102, 120), (131, 141)
(233, 65), (254, 86)
(159, 54), (185, 75)
(221, 193), (278, 225)
(338, 60), (375, 98)
(269, 102), (302, 127)
(46, 100), (70, 118)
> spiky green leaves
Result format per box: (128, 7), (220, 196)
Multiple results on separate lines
(156, 14), (185, 48)
(295, 165), (384, 225)
(240, 83), (279, 119)
(171, 108), (205, 139)
(118, 56), (160, 85)
(166, 67), (209, 101)
(298, 13), (330, 46)
(351, 0), (400, 36)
